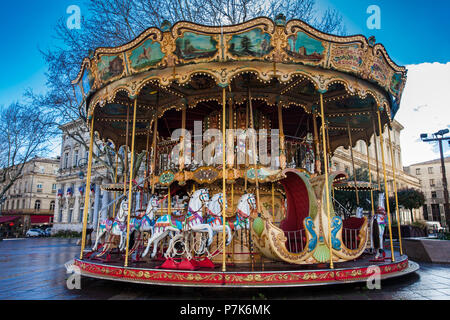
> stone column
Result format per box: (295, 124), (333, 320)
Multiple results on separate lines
(92, 183), (101, 228)
(73, 183), (81, 225)
(101, 189), (109, 220)
(54, 191), (60, 223)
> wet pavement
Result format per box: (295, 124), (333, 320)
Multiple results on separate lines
(0, 238), (449, 300)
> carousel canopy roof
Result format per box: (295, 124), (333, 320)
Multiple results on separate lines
(72, 15), (407, 153)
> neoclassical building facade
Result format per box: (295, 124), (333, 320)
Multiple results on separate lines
(52, 119), (114, 233)
(331, 120), (422, 224)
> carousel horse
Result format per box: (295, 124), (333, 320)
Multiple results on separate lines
(228, 193), (257, 232)
(142, 188), (213, 258)
(204, 193), (232, 245)
(92, 198), (128, 252)
(127, 195), (160, 243)
(373, 193), (387, 260)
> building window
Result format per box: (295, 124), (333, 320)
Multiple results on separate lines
(64, 152), (69, 169)
(34, 200), (41, 210)
(73, 150), (79, 167)
(22, 199), (26, 209)
(423, 205), (429, 221)
(431, 191), (437, 198)
(428, 167), (433, 174)
(58, 210), (63, 222)
(52, 184), (57, 193)
(416, 168), (421, 175)
(37, 184), (43, 193)
(431, 204), (441, 223)
(430, 179), (435, 187)
(50, 201), (55, 211)
(68, 208), (73, 223)
(40, 166), (45, 174)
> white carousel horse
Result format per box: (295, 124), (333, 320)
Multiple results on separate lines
(92, 198), (128, 252)
(228, 193), (257, 232)
(204, 193), (232, 245)
(374, 193), (387, 259)
(142, 188), (213, 258)
(128, 195), (160, 238)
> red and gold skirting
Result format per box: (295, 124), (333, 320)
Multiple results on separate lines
(73, 255), (418, 288)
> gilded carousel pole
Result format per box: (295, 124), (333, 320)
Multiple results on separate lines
(123, 105), (130, 196)
(347, 120), (360, 206)
(312, 107), (321, 175)
(365, 133), (376, 220)
(376, 108), (395, 262)
(124, 98), (138, 267)
(80, 115), (95, 260)
(221, 86), (227, 272)
(320, 92), (333, 269)
(151, 105), (159, 194)
(387, 124), (404, 255)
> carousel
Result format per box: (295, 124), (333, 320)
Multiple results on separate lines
(71, 15), (419, 287)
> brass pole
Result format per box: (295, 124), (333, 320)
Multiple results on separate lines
(320, 93), (333, 269)
(387, 124), (403, 255)
(168, 185), (171, 215)
(113, 153), (118, 218)
(272, 183), (275, 222)
(80, 116), (95, 260)
(312, 108), (321, 175)
(366, 135), (376, 251)
(347, 120), (359, 205)
(249, 91), (262, 214)
(151, 110), (158, 194)
(377, 109), (395, 262)
(222, 87), (227, 272)
(124, 98), (138, 267)
(366, 136), (376, 219)
(278, 103), (286, 170)
(124, 105), (130, 195)
(179, 106), (186, 172)
(372, 117), (381, 190)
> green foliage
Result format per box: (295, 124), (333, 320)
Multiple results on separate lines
(333, 168), (378, 217)
(390, 188), (425, 223)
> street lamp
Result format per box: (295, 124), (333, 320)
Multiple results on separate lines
(420, 129), (450, 230)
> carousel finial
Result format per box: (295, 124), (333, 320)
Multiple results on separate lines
(275, 14), (286, 26)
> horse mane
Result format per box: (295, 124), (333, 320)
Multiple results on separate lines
(208, 193), (222, 216)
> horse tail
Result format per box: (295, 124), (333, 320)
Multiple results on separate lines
(372, 217), (380, 249)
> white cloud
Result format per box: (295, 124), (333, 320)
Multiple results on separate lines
(396, 62), (450, 166)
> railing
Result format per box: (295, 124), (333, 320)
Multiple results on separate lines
(284, 229), (306, 254)
(342, 228), (360, 250)
(332, 196), (352, 218)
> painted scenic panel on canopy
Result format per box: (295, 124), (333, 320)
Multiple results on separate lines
(97, 55), (125, 82)
(286, 31), (325, 62)
(390, 73), (403, 96)
(129, 39), (165, 71)
(81, 68), (95, 96)
(228, 28), (273, 58)
(174, 32), (218, 60)
(330, 43), (364, 73)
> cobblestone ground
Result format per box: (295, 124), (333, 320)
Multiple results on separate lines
(0, 238), (449, 300)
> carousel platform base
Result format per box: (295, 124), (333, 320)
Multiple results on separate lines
(73, 253), (418, 288)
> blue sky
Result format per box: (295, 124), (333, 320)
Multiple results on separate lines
(0, 0), (448, 163)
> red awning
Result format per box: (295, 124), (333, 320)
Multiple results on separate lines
(0, 216), (20, 224)
(30, 215), (52, 224)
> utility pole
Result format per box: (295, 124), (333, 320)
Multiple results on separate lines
(421, 129), (450, 230)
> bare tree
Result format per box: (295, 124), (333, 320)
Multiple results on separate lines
(29, 0), (345, 183)
(0, 103), (54, 200)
